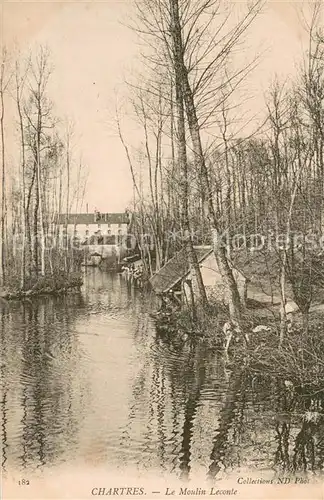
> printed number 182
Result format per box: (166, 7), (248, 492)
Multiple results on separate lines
(18, 479), (30, 486)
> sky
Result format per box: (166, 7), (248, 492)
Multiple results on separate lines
(1, 0), (319, 213)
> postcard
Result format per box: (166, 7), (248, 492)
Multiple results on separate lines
(1, 1), (324, 499)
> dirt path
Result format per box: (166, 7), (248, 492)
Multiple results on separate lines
(248, 284), (324, 315)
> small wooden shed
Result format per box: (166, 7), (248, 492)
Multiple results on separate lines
(149, 246), (248, 306)
(149, 247), (209, 293)
(183, 248), (248, 306)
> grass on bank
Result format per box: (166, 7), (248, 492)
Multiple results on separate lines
(154, 294), (324, 398)
(0, 271), (83, 299)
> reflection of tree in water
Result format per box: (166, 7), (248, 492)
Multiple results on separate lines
(123, 331), (201, 472)
(291, 393), (324, 473)
(274, 421), (291, 472)
(231, 371), (248, 469)
(178, 350), (206, 481)
(125, 329), (249, 481)
(207, 371), (247, 480)
(239, 372), (324, 476)
(0, 307), (9, 470)
(1, 294), (88, 472)
(317, 414), (324, 470)
(266, 380), (324, 475)
(119, 312), (324, 480)
(293, 419), (316, 471)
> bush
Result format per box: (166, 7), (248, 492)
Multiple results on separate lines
(249, 318), (324, 393)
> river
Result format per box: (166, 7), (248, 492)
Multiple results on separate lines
(1, 269), (324, 487)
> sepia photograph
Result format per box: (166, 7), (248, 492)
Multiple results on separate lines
(1, 0), (324, 498)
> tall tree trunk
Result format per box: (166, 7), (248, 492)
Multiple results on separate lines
(26, 167), (36, 275)
(169, 0), (241, 320)
(36, 88), (46, 277)
(33, 163), (39, 275)
(65, 137), (71, 273)
(170, 0), (208, 310)
(0, 66), (6, 286)
(16, 67), (27, 288)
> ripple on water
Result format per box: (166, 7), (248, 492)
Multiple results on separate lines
(1, 270), (324, 480)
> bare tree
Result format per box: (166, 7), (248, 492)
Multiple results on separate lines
(167, 0), (262, 321)
(14, 58), (30, 288)
(0, 49), (11, 286)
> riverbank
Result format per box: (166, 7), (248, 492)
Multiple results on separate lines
(153, 298), (324, 400)
(0, 271), (83, 300)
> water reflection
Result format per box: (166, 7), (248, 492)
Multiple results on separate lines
(1, 294), (89, 472)
(1, 269), (324, 480)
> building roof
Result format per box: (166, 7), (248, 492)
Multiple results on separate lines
(57, 212), (130, 225)
(149, 246), (212, 294)
(122, 254), (142, 263)
(150, 246), (248, 294)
